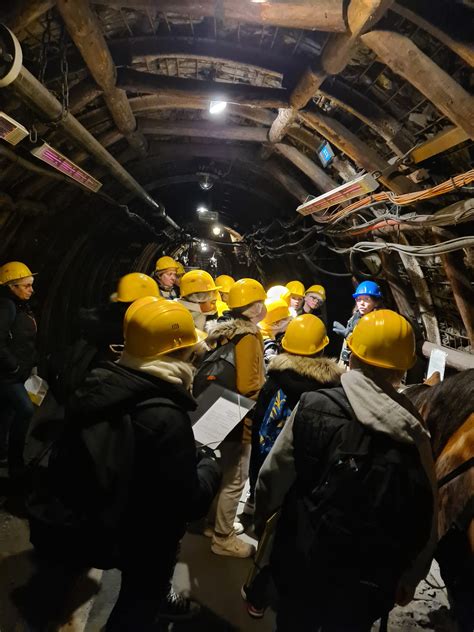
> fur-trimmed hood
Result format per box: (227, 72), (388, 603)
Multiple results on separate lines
(268, 353), (342, 384)
(263, 353), (342, 410)
(205, 317), (260, 343)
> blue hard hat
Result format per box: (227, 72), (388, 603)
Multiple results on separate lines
(353, 281), (382, 299)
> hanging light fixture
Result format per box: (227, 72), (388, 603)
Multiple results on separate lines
(209, 101), (227, 115)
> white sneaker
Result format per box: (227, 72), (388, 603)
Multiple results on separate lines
(211, 533), (255, 558)
(204, 522), (244, 537)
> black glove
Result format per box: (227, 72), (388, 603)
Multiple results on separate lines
(196, 445), (218, 462)
(333, 321), (348, 337)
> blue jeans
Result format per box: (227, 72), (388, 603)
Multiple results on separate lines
(0, 382), (34, 475)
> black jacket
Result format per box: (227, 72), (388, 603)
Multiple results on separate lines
(79, 302), (129, 352)
(32, 362), (221, 568)
(0, 286), (37, 382)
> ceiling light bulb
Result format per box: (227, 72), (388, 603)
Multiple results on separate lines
(197, 205), (208, 213)
(212, 225), (222, 236)
(200, 242), (208, 252)
(209, 100), (227, 115)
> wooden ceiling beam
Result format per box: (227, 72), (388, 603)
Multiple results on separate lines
(91, 0), (347, 32)
(57, 0), (147, 157)
(269, 0), (395, 143)
(320, 78), (413, 155)
(138, 119), (269, 143)
(362, 30), (474, 139)
(117, 68), (289, 109)
(4, 0), (55, 40)
(392, 1), (474, 67)
(300, 110), (417, 194)
(274, 144), (337, 193)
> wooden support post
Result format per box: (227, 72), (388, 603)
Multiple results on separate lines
(274, 144), (337, 192)
(362, 30), (474, 139)
(268, 109), (297, 144)
(117, 69), (289, 109)
(269, 0), (395, 144)
(433, 228), (474, 346)
(300, 111), (417, 194)
(91, 0), (347, 32)
(57, 0), (148, 157)
(392, 1), (474, 68)
(138, 119), (269, 142)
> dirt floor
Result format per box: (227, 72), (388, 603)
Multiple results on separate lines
(0, 481), (460, 632)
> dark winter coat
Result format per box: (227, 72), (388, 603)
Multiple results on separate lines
(79, 302), (129, 352)
(31, 362), (220, 568)
(249, 353), (342, 489)
(0, 285), (37, 382)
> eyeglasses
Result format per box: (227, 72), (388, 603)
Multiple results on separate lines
(13, 283), (34, 290)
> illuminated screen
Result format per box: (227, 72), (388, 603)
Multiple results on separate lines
(31, 143), (102, 192)
(317, 142), (334, 168)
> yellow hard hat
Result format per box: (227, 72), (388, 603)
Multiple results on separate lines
(216, 299), (229, 318)
(346, 309), (416, 370)
(123, 295), (164, 337)
(180, 270), (221, 297)
(155, 256), (178, 272)
(215, 275), (235, 294)
(286, 281), (305, 298)
(125, 300), (207, 359)
(305, 284), (326, 300)
(227, 278), (266, 309)
(281, 314), (329, 356)
(0, 261), (36, 285)
(111, 273), (160, 303)
(260, 298), (291, 327)
(176, 261), (185, 276)
(267, 285), (290, 302)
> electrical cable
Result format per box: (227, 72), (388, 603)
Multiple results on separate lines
(330, 236), (474, 257)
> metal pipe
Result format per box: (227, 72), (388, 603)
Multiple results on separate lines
(10, 65), (180, 229)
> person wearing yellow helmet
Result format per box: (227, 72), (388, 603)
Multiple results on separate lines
(38, 300), (221, 627)
(255, 310), (435, 630)
(259, 298), (292, 367)
(177, 270), (221, 330)
(285, 280), (305, 313)
(299, 284), (326, 320)
(80, 272), (160, 355)
(154, 255), (179, 299)
(242, 314), (342, 617)
(0, 261), (37, 479)
(203, 278), (267, 558)
(215, 274), (235, 304)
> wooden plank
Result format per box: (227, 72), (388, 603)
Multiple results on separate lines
(137, 119), (269, 142)
(362, 30), (474, 139)
(392, 1), (474, 67)
(409, 127), (469, 164)
(90, 0), (347, 32)
(57, 0), (147, 156)
(274, 143), (337, 192)
(300, 110), (417, 194)
(117, 68), (289, 109)
(320, 78), (413, 155)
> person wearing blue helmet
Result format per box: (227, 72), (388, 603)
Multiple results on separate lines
(333, 280), (383, 366)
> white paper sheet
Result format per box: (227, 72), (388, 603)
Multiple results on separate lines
(427, 347), (448, 381)
(192, 395), (253, 447)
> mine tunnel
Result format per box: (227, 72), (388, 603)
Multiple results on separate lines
(0, 1), (473, 631)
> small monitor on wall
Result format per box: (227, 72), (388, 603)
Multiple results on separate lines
(317, 141), (334, 168)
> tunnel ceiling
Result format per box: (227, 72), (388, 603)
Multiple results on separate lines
(0, 0), (473, 358)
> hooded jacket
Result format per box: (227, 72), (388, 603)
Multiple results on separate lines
(256, 369), (437, 601)
(206, 317), (265, 400)
(42, 360), (220, 566)
(0, 285), (37, 382)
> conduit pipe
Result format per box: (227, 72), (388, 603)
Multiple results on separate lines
(7, 63), (180, 230)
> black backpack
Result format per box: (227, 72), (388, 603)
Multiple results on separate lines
(193, 334), (246, 397)
(293, 388), (433, 593)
